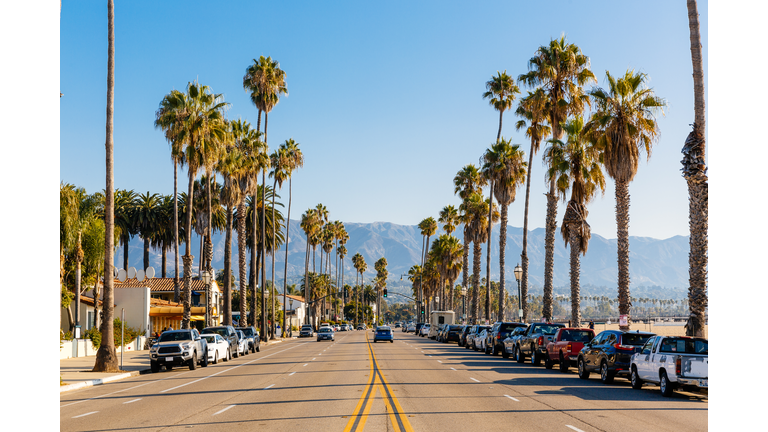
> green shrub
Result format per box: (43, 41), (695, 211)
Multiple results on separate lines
(83, 318), (141, 350)
(84, 327), (101, 350)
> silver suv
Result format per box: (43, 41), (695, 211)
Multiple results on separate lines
(150, 329), (208, 372)
(300, 325), (314, 337)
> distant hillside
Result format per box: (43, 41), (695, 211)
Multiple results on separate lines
(116, 220), (690, 296)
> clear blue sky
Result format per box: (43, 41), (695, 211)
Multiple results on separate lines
(59, 0), (707, 240)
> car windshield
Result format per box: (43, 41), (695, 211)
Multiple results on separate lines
(448, 326), (463, 331)
(534, 324), (564, 335)
(239, 328), (253, 337)
(204, 328), (229, 338)
(561, 330), (593, 342)
(318, 328), (332, 333)
(621, 333), (654, 346)
(202, 335), (216, 344)
(499, 324), (521, 332)
(377, 328), (391, 333)
(659, 338), (708, 354)
(158, 331), (193, 342)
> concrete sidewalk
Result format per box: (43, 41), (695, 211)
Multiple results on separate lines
(60, 337), (292, 394)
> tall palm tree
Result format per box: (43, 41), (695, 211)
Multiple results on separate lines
(518, 35), (595, 323)
(354, 255), (367, 326)
(515, 89), (551, 318)
(461, 192), (497, 322)
(270, 147), (289, 336)
(438, 205), (459, 235)
(485, 138), (527, 321)
(114, 189), (138, 271)
(217, 124), (241, 326)
(134, 191), (161, 272)
(684, 0), (707, 337)
(483, 71), (520, 141)
(374, 258), (388, 324)
(300, 208), (320, 325)
(553, 116), (605, 327)
(583, 70), (666, 330)
(279, 139), (303, 335)
(453, 164), (486, 321)
(431, 235), (463, 311)
(93, 0), (117, 372)
(179, 81), (228, 329)
(417, 217), (437, 307)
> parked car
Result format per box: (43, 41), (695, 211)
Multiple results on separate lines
(502, 326), (529, 358)
(474, 329), (490, 352)
(458, 325), (471, 347)
(485, 322), (527, 356)
(202, 325), (239, 358)
(356, 324), (366, 331)
(394, 323), (401, 328)
(300, 325), (314, 337)
(406, 323), (416, 333)
(150, 329), (209, 372)
(630, 336), (708, 396)
(544, 328), (595, 371)
(201, 333), (230, 364)
(374, 326), (395, 343)
(442, 325), (464, 343)
(513, 323), (566, 365)
(419, 324), (431, 337)
(577, 330), (656, 384)
(415, 323), (426, 335)
(466, 325), (492, 351)
(235, 330), (249, 356)
(334, 324), (341, 331)
(317, 327), (335, 341)
(236, 326), (261, 353)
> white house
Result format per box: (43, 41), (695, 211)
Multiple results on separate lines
(278, 294), (306, 332)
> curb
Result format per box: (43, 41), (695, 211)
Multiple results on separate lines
(59, 370), (142, 393)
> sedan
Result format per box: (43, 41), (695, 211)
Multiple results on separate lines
(419, 324), (431, 337)
(236, 330), (249, 356)
(475, 329), (489, 351)
(317, 327), (335, 341)
(201, 333), (230, 364)
(374, 326), (394, 343)
(406, 323), (416, 333)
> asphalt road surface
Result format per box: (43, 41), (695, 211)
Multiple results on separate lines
(60, 330), (707, 431)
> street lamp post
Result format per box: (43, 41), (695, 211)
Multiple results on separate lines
(289, 298), (294, 337)
(201, 270), (212, 327)
(514, 264), (523, 322)
(461, 286), (467, 323)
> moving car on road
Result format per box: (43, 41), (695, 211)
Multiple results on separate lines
(317, 327), (335, 341)
(150, 329), (209, 372)
(577, 330), (656, 384)
(374, 326), (394, 343)
(300, 325), (314, 337)
(201, 333), (230, 364)
(630, 336), (708, 396)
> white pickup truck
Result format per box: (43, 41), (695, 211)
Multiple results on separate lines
(630, 335), (708, 396)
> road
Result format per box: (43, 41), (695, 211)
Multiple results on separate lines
(60, 330), (707, 431)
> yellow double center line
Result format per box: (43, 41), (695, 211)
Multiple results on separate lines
(343, 333), (414, 432)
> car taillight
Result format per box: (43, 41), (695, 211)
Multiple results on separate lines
(566, 343), (572, 352)
(497, 334), (501, 339)
(676, 356), (681, 376)
(538, 336), (544, 346)
(614, 343), (635, 351)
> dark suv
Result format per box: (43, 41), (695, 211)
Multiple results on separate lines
(236, 326), (261, 353)
(577, 330), (656, 384)
(442, 325), (464, 343)
(485, 322), (527, 356)
(202, 325), (240, 358)
(458, 325), (471, 347)
(465, 325), (491, 351)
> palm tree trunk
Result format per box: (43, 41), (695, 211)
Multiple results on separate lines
(542, 180), (557, 324)
(174, 163), (180, 303)
(261, 150), (268, 340)
(271, 177), (277, 337)
(237, 202), (247, 326)
(161, 241), (166, 278)
(93, 0), (117, 372)
(304, 237), (310, 326)
(143, 237), (149, 272)
(615, 180), (632, 330)
(472, 241), (481, 323)
(688, 0), (706, 145)
(498, 204), (508, 322)
(568, 224), (582, 327)
(182, 172), (195, 329)
(282, 177), (292, 337)
(224, 205), (233, 326)
(205, 174), (213, 327)
(123, 235), (129, 270)
(497, 111), (503, 142)
(523, 138), (538, 319)
(462, 228), (470, 320)
(485, 180), (494, 321)
(250, 195), (257, 327)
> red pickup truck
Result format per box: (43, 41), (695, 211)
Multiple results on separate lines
(545, 328), (595, 372)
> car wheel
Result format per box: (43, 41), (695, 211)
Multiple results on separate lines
(150, 360), (160, 373)
(516, 346), (525, 363)
(544, 355), (553, 369)
(559, 353), (569, 373)
(188, 352), (197, 370)
(225, 348), (230, 362)
(256, 343), (260, 352)
(502, 346), (510, 359)
(492, 344), (498, 356)
(531, 347), (541, 366)
(390, 340), (394, 343)
(213, 351), (218, 365)
(201, 351), (209, 367)
(600, 361), (614, 384)
(233, 344), (239, 358)
(660, 371), (675, 397)
(631, 366), (643, 389)
(578, 358), (590, 379)
(485, 344), (491, 355)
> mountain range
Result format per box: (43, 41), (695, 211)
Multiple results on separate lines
(115, 219), (691, 297)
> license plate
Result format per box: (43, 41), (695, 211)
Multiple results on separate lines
(699, 379), (708, 387)
(165, 357), (174, 362)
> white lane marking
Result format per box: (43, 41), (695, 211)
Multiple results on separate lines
(160, 342), (308, 394)
(470, 377), (480, 382)
(60, 371), (193, 408)
(303, 364), (308, 367)
(72, 411), (98, 418)
(312, 358), (316, 361)
(264, 384), (275, 390)
(450, 367), (457, 371)
(289, 372), (296, 376)
(213, 405), (236, 416)
(504, 395), (519, 402)
(566, 426), (586, 432)
(428, 355), (432, 357)
(437, 360), (442, 363)
(123, 398), (142, 404)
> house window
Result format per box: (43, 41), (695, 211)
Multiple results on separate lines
(86, 311), (94, 330)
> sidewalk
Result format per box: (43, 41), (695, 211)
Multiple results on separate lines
(60, 337), (293, 394)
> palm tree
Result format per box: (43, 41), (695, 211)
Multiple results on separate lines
(431, 235), (463, 311)
(114, 189), (138, 271)
(684, 0), (707, 337)
(279, 139), (304, 335)
(374, 258), (388, 323)
(217, 125), (241, 326)
(583, 70), (666, 330)
(518, 35), (595, 324)
(515, 88), (551, 318)
(150, 195), (175, 278)
(453, 164), (486, 321)
(301, 208), (320, 325)
(438, 205), (459, 235)
(134, 191), (161, 272)
(461, 192), (498, 322)
(485, 138), (527, 321)
(270, 147), (289, 336)
(179, 81), (228, 329)
(483, 71), (520, 141)
(553, 116), (606, 327)
(354, 255), (367, 326)
(417, 217), (437, 307)
(93, 0), (117, 372)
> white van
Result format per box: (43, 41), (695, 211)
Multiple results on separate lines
(428, 311), (455, 339)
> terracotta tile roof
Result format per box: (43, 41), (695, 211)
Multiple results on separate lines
(150, 297), (182, 307)
(279, 294), (305, 303)
(79, 296), (112, 307)
(115, 277), (216, 293)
